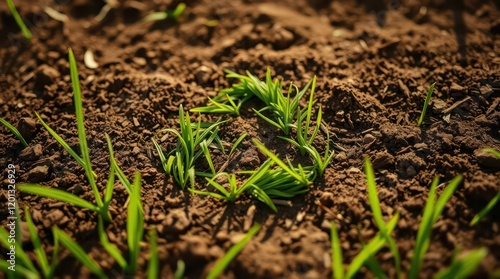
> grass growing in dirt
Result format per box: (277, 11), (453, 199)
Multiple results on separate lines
(5, 0), (32, 41)
(0, 117), (28, 147)
(142, 2), (186, 22)
(152, 105), (224, 189)
(470, 148), (500, 226)
(207, 224), (261, 279)
(417, 83), (436, 127)
(329, 158), (479, 278)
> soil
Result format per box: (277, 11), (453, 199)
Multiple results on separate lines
(1, 0), (499, 278)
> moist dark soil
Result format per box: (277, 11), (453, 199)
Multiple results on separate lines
(1, 0), (499, 278)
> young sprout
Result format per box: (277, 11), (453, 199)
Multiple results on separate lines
(409, 175), (463, 279)
(364, 157), (401, 278)
(153, 105), (224, 189)
(0, 117), (28, 147)
(330, 222), (344, 279)
(97, 172), (145, 276)
(470, 148), (500, 226)
(229, 132), (247, 155)
(147, 230), (159, 279)
(5, 0), (32, 41)
(435, 248), (488, 279)
(142, 3), (186, 22)
(207, 224), (261, 279)
(417, 83), (435, 127)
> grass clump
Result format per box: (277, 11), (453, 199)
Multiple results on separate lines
(5, 0), (32, 41)
(207, 224), (261, 279)
(153, 105), (224, 189)
(470, 148), (500, 226)
(193, 68), (315, 135)
(417, 83), (435, 127)
(0, 117), (28, 147)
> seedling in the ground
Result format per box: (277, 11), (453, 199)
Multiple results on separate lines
(0, 117), (28, 147)
(417, 83), (435, 127)
(435, 248), (488, 279)
(142, 3), (186, 22)
(207, 224), (261, 279)
(409, 175), (463, 279)
(147, 230), (159, 279)
(153, 105), (224, 189)
(470, 148), (500, 226)
(5, 0), (32, 41)
(278, 78), (335, 175)
(0, 206), (106, 279)
(98, 172), (145, 275)
(364, 157), (401, 278)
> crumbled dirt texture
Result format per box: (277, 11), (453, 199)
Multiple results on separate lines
(1, 0), (499, 278)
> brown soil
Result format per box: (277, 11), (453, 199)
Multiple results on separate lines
(1, 0), (499, 278)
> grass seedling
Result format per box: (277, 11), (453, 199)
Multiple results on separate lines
(0, 206), (105, 279)
(229, 132), (247, 155)
(409, 175), (463, 279)
(364, 157), (401, 278)
(147, 230), (159, 279)
(5, 0), (32, 41)
(97, 172), (144, 275)
(330, 222), (344, 279)
(142, 3), (186, 22)
(417, 83), (435, 127)
(207, 224), (261, 279)
(153, 105), (224, 188)
(470, 148), (500, 226)
(0, 117), (28, 147)
(435, 248), (488, 279)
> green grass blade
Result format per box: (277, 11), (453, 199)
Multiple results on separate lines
(230, 133), (247, 155)
(483, 148), (500, 159)
(200, 140), (216, 175)
(169, 2), (186, 20)
(249, 185), (277, 212)
(207, 224), (261, 279)
(34, 111), (97, 179)
(433, 175), (463, 223)
(127, 172), (144, 275)
(97, 217), (127, 269)
(24, 207), (50, 278)
(0, 260), (38, 279)
(417, 83), (435, 127)
(53, 227), (106, 279)
(68, 48), (103, 209)
(409, 177), (439, 279)
(174, 260), (185, 279)
(435, 248), (488, 279)
(470, 192), (500, 226)
(331, 222), (344, 279)
(5, 0), (32, 40)
(18, 184), (99, 212)
(147, 230), (159, 279)
(0, 117), (28, 147)
(0, 227), (37, 275)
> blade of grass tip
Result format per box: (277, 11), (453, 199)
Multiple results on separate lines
(53, 227), (106, 279)
(363, 157), (401, 278)
(207, 224), (261, 279)
(18, 184), (99, 211)
(127, 171), (144, 275)
(5, 0), (32, 40)
(230, 133), (248, 155)
(470, 191), (500, 226)
(69, 48), (103, 208)
(435, 248), (488, 279)
(103, 161), (115, 210)
(24, 206), (50, 278)
(331, 222), (345, 279)
(147, 230), (159, 279)
(0, 117), (28, 147)
(417, 83), (435, 127)
(34, 112), (97, 179)
(170, 2), (186, 20)
(174, 260), (185, 279)
(409, 176), (439, 279)
(432, 175), (463, 223)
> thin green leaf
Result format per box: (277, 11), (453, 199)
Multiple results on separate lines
(53, 227), (106, 279)
(24, 207), (49, 278)
(18, 184), (99, 212)
(147, 230), (159, 279)
(97, 217), (127, 269)
(5, 0), (32, 40)
(483, 148), (500, 159)
(174, 260), (185, 279)
(331, 222), (344, 279)
(0, 117), (28, 147)
(207, 224), (261, 279)
(418, 83), (435, 127)
(230, 133), (248, 155)
(0, 260), (38, 279)
(127, 172), (144, 274)
(470, 192), (500, 226)
(435, 248), (488, 279)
